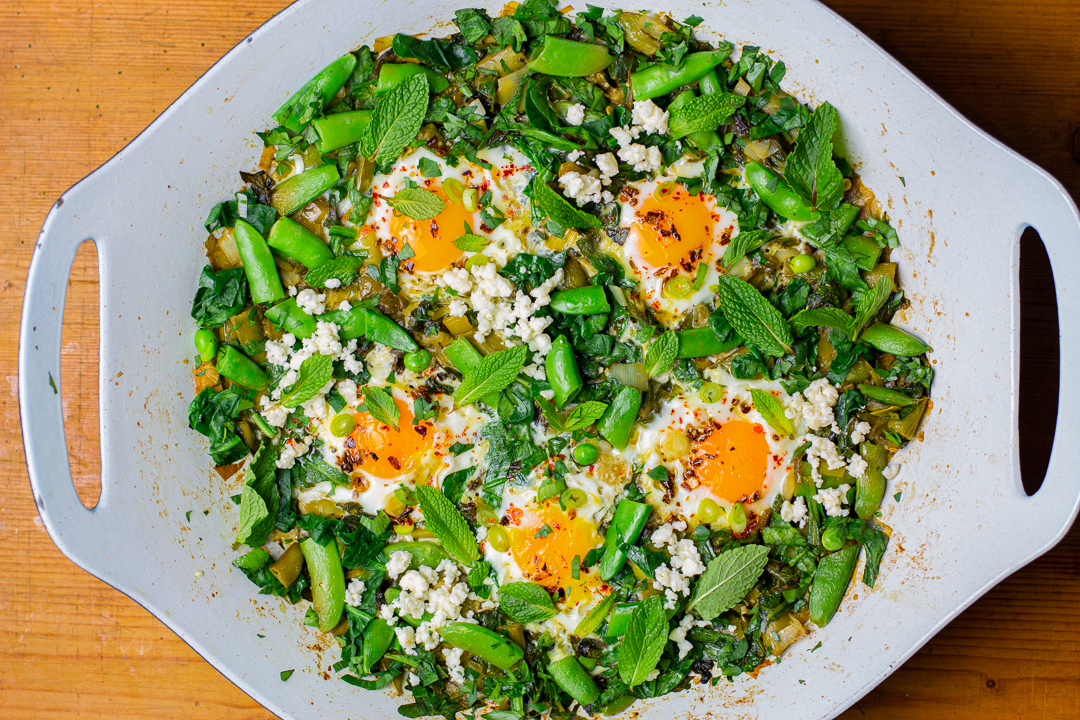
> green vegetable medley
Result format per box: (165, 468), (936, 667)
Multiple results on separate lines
(186, 2), (933, 717)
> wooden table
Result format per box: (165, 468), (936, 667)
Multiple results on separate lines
(2, 0), (1077, 717)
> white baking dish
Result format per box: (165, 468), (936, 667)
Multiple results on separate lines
(18, 0), (1080, 717)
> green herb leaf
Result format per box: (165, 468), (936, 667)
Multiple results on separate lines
(784, 101), (844, 210)
(538, 396), (564, 432)
(721, 230), (770, 268)
(528, 178), (602, 229)
(454, 345), (528, 406)
(304, 255), (366, 288)
(234, 442), (280, 547)
(452, 223), (491, 252)
(362, 72), (429, 166)
(618, 595), (667, 687)
(749, 388), (794, 437)
(562, 401), (609, 432)
(279, 354), (334, 408)
(789, 307), (855, 334)
(573, 593), (615, 638)
(280, 669), (295, 681)
(850, 276), (895, 339)
(191, 266), (248, 328)
(687, 544), (770, 620)
(363, 386), (401, 430)
(418, 156), (443, 178)
(415, 485), (480, 566)
(534, 524), (553, 539)
(387, 187), (446, 220)
(716, 276), (793, 356)
(499, 582), (558, 623)
(668, 93), (746, 140)
(644, 330), (678, 376)
(442, 466), (474, 505)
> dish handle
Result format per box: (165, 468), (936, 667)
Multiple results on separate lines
(19, 195), (108, 572)
(1015, 168), (1080, 550)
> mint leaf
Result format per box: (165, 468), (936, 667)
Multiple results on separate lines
(538, 396), (564, 432)
(562, 401), (609, 432)
(279, 354), (333, 408)
(749, 388), (794, 437)
(452, 223), (491, 252)
(363, 386), (400, 430)
(454, 345), (528, 406)
(304, 255), (366, 288)
(644, 330), (678, 376)
(418, 156), (442, 177)
(388, 186), (446, 220)
(573, 593), (615, 638)
(618, 595), (667, 687)
(442, 466), (474, 505)
(234, 442), (279, 547)
(528, 178), (602, 229)
(415, 485), (479, 566)
(362, 72), (429, 166)
(687, 544), (770, 620)
(668, 93), (746, 140)
(784, 101), (844, 211)
(789, 307), (855, 334)
(850, 276), (894, 339)
(499, 582), (558, 623)
(721, 229), (770, 268)
(716, 276), (793, 356)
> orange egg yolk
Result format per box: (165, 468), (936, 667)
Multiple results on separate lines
(511, 502), (602, 607)
(388, 184), (474, 272)
(348, 395), (433, 479)
(628, 187), (719, 268)
(691, 420), (771, 502)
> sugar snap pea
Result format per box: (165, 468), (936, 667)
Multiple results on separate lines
(855, 442), (889, 519)
(596, 386), (642, 450)
(271, 164), (340, 217)
(744, 162), (819, 222)
(603, 601), (638, 638)
(300, 535), (346, 632)
(630, 50), (730, 101)
(857, 384), (917, 407)
(313, 110), (374, 153)
(550, 286), (610, 315)
(438, 623), (523, 670)
(361, 618), (395, 673)
(599, 499), (651, 580)
(860, 323), (931, 356)
(529, 36), (613, 77)
(233, 219), (285, 304)
(676, 328), (728, 358)
(808, 543), (859, 626)
(375, 64), (450, 95)
(267, 217), (335, 269)
(265, 297), (317, 339)
(548, 656), (601, 705)
(215, 345), (269, 390)
(546, 335), (583, 409)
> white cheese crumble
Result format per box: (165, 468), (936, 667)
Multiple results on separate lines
(276, 437), (309, 469)
(780, 496), (808, 527)
(846, 453), (869, 479)
(395, 625), (418, 656)
(813, 484), (851, 517)
(565, 103), (586, 126)
(631, 99), (670, 135)
(386, 550), (413, 579)
(883, 462), (901, 481)
(617, 143), (663, 173)
(669, 613), (696, 659)
(566, 149), (584, 163)
(344, 578), (366, 607)
(558, 170), (604, 206)
(785, 378), (840, 432)
(595, 152), (619, 178)
(803, 434), (846, 486)
(295, 288), (326, 315)
(323, 278), (341, 289)
(850, 421), (872, 445)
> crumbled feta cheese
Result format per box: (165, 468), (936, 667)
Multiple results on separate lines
(399, 569), (430, 596)
(566, 149), (584, 163)
(299, 379), (334, 420)
(416, 621), (441, 651)
(565, 103), (586, 126)
(386, 550), (413, 579)
(631, 99), (669, 135)
(448, 299), (469, 317)
(786, 378), (840, 432)
(260, 395), (290, 428)
(337, 378), (358, 406)
(846, 453), (868, 479)
(669, 614), (696, 659)
(313, 320), (342, 356)
(295, 288), (326, 315)
(276, 437), (309, 469)
(669, 538), (705, 577)
(617, 143), (663, 173)
(540, 389), (555, 401)
(264, 339), (290, 367)
(645, 668), (661, 682)
(323, 278), (341, 289)
(558, 170), (604, 206)
(395, 625), (418, 655)
(803, 434), (847, 486)
(287, 285), (298, 297)
(444, 646), (466, 684)
(653, 564), (692, 610)
(813, 484), (851, 517)
(521, 362), (547, 381)
(365, 344), (397, 381)
(407, 672), (421, 687)
(440, 267), (473, 295)
(344, 578), (366, 607)
(780, 496), (808, 527)
(595, 152), (619, 178)
(883, 462), (901, 481)
(850, 421), (872, 445)
(337, 300), (353, 313)
(609, 125), (641, 148)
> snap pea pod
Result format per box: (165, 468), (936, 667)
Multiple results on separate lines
(596, 386), (642, 450)
(548, 656), (601, 705)
(386, 540), (450, 570)
(319, 304), (367, 341)
(546, 335), (583, 409)
(312, 110), (373, 153)
(443, 338), (501, 408)
(438, 623), (523, 670)
(375, 64), (450, 95)
(267, 217), (335, 269)
(860, 323), (931, 356)
(630, 50), (730, 101)
(604, 601), (638, 638)
(269, 542), (304, 588)
(273, 54), (358, 132)
(808, 543), (859, 627)
(265, 298), (317, 339)
(216, 345), (270, 390)
(384, 588), (430, 628)
(676, 328), (730, 358)
(271, 164), (340, 217)
(855, 442), (889, 520)
(300, 536), (346, 632)
(841, 233), (882, 271)
(233, 219), (285, 304)
(599, 499), (651, 580)
(549, 286), (610, 315)
(364, 308), (418, 351)
(744, 162), (819, 222)
(360, 618), (395, 673)
(857, 384), (917, 407)
(697, 68), (724, 96)
(529, 36), (613, 77)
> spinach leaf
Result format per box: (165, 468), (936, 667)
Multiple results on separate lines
(204, 190), (278, 235)
(187, 387), (252, 465)
(498, 252), (564, 292)
(454, 8), (492, 44)
(392, 33), (478, 70)
(190, 265), (248, 328)
(480, 421), (545, 507)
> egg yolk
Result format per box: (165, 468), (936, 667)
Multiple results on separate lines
(627, 187), (719, 268)
(348, 395), (434, 479)
(388, 183), (474, 272)
(511, 502), (601, 606)
(690, 420), (771, 502)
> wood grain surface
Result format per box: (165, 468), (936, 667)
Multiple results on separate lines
(2, 0), (1078, 717)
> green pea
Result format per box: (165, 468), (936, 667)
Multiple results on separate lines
(404, 349), (432, 372)
(488, 525), (510, 552)
(821, 526), (844, 551)
(727, 502), (747, 534)
(789, 254), (817, 274)
(696, 497), (719, 524)
(561, 488), (587, 509)
(572, 442), (600, 465)
(194, 328), (218, 362)
(664, 276), (695, 299)
(699, 382), (723, 403)
(330, 413), (357, 438)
